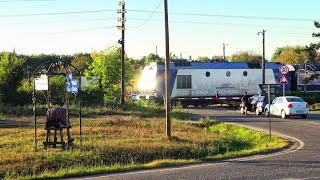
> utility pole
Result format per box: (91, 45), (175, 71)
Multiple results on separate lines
(258, 30), (266, 84)
(223, 43), (227, 61)
(156, 46), (158, 55)
(164, 0), (171, 138)
(117, 1), (126, 106)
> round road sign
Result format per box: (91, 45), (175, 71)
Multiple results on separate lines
(279, 65), (289, 75)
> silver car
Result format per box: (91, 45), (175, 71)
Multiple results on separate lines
(264, 96), (309, 119)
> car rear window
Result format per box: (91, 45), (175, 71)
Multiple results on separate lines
(286, 97), (304, 102)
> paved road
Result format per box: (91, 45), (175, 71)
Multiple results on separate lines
(72, 107), (320, 180)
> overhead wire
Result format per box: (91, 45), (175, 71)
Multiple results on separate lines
(49, 26), (117, 35)
(128, 9), (316, 22)
(0, 9), (115, 18)
(128, 0), (163, 28)
(0, 0), (55, 2)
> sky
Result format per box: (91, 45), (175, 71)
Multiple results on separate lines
(0, 0), (319, 60)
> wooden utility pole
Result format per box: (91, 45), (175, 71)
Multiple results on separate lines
(117, 1), (126, 106)
(258, 30), (266, 84)
(164, 0), (171, 138)
(223, 43), (227, 61)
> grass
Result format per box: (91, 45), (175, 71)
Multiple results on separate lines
(310, 103), (320, 111)
(0, 106), (287, 179)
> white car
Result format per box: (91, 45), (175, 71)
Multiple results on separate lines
(264, 96), (309, 119)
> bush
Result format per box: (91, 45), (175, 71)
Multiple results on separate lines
(284, 91), (320, 105)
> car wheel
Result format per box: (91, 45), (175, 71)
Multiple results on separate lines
(301, 114), (307, 119)
(265, 109), (269, 117)
(281, 110), (287, 119)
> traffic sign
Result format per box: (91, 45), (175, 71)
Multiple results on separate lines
(279, 65), (289, 75)
(279, 75), (288, 84)
(67, 79), (78, 93)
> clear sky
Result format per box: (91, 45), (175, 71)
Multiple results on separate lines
(0, 0), (319, 60)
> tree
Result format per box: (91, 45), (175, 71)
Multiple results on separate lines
(85, 47), (133, 106)
(71, 53), (93, 72)
(141, 53), (163, 65)
(229, 51), (262, 62)
(0, 52), (25, 104)
(196, 56), (211, 62)
(271, 47), (284, 62)
(305, 21), (320, 63)
(272, 46), (308, 64)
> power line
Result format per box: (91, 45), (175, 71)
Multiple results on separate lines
(0, 9), (114, 18)
(128, 9), (316, 22)
(0, 0), (55, 2)
(130, 0), (163, 28)
(49, 26), (116, 35)
(0, 7), (315, 22)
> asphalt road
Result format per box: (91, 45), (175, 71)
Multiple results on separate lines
(71, 107), (320, 180)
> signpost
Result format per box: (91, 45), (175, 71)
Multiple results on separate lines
(279, 65), (289, 96)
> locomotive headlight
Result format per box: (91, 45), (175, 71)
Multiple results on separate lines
(138, 78), (156, 90)
(138, 66), (157, 91)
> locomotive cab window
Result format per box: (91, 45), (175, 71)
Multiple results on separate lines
(177, 75), (192, 89)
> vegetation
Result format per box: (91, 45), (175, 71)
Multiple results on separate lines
(229, 51), (262, 62)
(84, 47), (135, 106)
(310, 103), (320, 111)
(283, 91), (320, 105)
(271, 46), (308, 64)
(0, 52), (25, 105)
(0, 105), (286, 179)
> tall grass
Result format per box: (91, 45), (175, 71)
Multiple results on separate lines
(0, 106), (286, 179)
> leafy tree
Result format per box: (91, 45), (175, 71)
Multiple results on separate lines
(229, 51), (262, 62)
(211, 55), (224, 61)
(0, 52), (25, 104)
(305, 21), (320, 63)
(197, 56), (211, 61)
(273, 46), (308, 64)
(271, 47), (284, 62)
(85, 47), (133, 106)
(71, 53), (93, 72)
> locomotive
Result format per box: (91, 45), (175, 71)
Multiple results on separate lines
(137, 61), (320, 107)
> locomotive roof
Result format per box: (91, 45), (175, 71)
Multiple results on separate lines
(169, 61), (283, 70)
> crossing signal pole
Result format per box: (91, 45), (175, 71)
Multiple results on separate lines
(258, 30), (266, 84)
(117, 1), (126, 106)
(164, 0), (171, 138)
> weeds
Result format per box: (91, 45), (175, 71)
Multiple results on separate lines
(0, 105), (286, 179)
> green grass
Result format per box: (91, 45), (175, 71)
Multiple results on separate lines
(0, 106), (287, 180)
(310, 103), (320, 111)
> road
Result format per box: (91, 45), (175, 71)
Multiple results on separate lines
(71, 107), (320, 180)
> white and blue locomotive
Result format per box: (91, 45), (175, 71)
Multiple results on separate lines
(138, 61), (290, 107)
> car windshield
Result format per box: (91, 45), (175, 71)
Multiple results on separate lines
(286, 97), (304, 102)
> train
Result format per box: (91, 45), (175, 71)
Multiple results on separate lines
(137, 61), (320, 107)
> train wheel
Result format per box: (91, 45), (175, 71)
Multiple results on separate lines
(265, 109), (269, 117)
(182, 103), (188, 108)
(240, 107), (245, 114)
(200, 103), (208, 107)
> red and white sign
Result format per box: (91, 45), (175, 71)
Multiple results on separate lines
(279, 75), (288, 84)
(279, 65), (289, 75)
